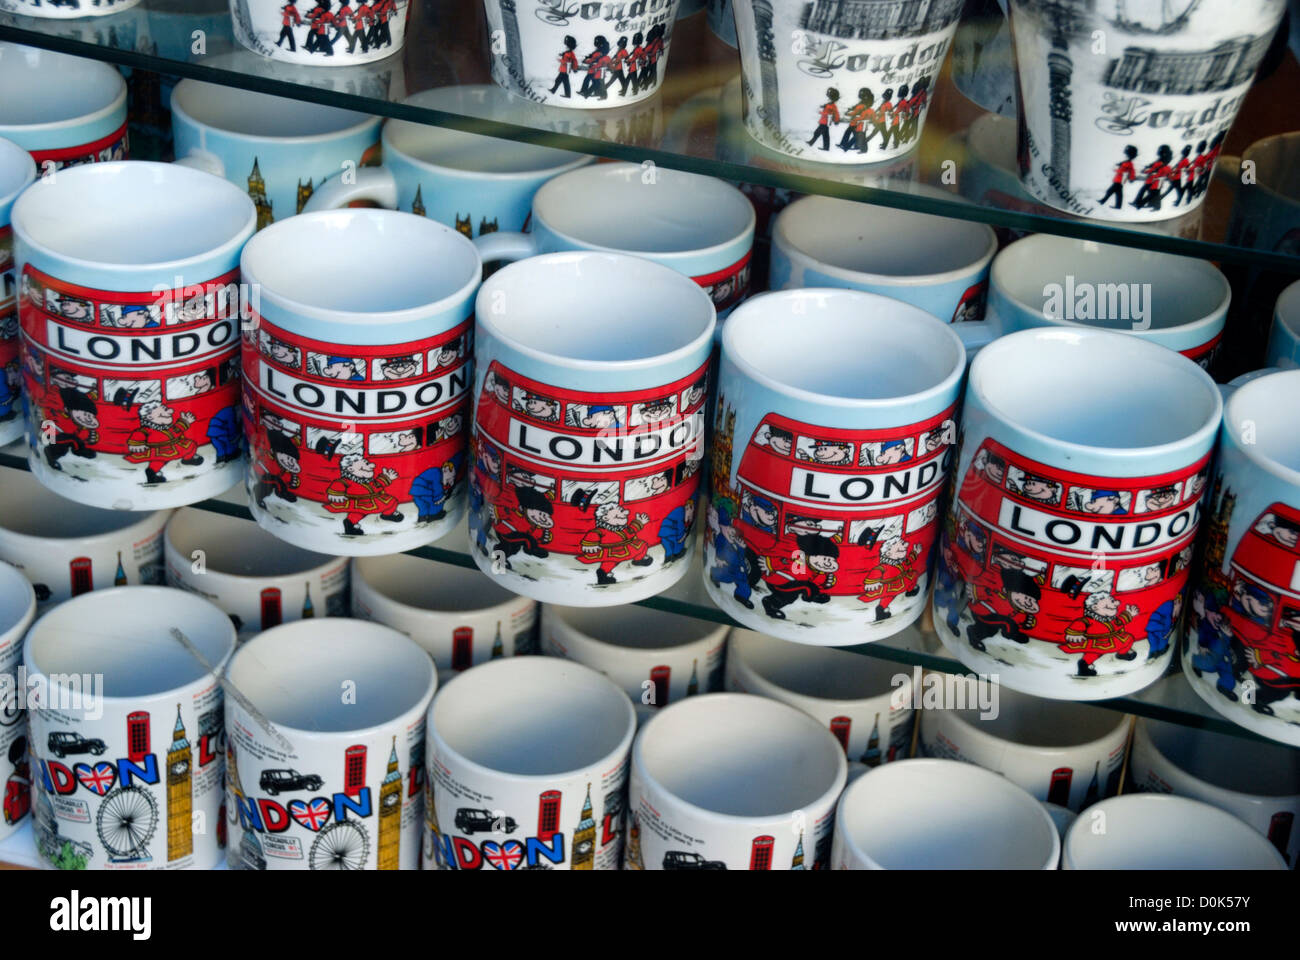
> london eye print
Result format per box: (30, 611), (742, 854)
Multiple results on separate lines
(97, 785), (159, 863)
(309, 820), (370, 870)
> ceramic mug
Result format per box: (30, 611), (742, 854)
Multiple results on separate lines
(933, 327), (1221, 700)
(230, 0), (413, 67)
(627, 692), (846, 870)
(725, 627), (916, 770)
(469, 251), (714, 606)
(1062, 794), (1286, 869)
(541, 604), (727, 724)
(240, 209), (479, 555)
(0, 0), (140, 15)
(302, 86), (592, 241)
(13, 161), (256, 510)
(918, 681), (1131, 812)
(770, 195), (997, 324)
(424, 656), (636, 870)
(480, 0), (681, 109)
(350, 552), (538, 683)
(1265, 278), (1300, 369)
(1220, 132), (1300, 255)
(164, 507), (350, 640)
(832, 758), (1061, 869)
(0, 42), (128, 174)
(731, 0), (962, 165)
(24, 586), (236, 870)
(0, 561), (36, 843)
(0, 465), (168, 610)
(171, 79), (382, 231)
(1183, 370), (1300, 746)
(1127, 717), (1300, 867)
(705, 289), (965, 645)
(225, 619), (436, 870)
(473, 162), (756, 322)
(0, 137), (36, 446)
(706, 0), (735, 46)
(1006, 0), (1285, 223)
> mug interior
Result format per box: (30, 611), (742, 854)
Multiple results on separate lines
(173, 79), (374, 138)
(1226, 370), (1300, 474)
(0, 466), (155, 539)
(1143, 718), (1300, 797)
(637, 694), (843, 816)
(732, 629), (901, 700)
(432, 658), (632, 776)
(0, 42), (122, 127)
(973, 329), (1220, 449)
(355, 553), (521, 612)
(943, 684), (1125, 748)
(228, 620), (434, 733)
(549, 604), (720, 650)
(778, 195), (995, 277)
(536, 162), (754, 253)
(1247, 133), (1300, 199)
(26, 587), (235, 699)
(167, 507), (335, 577)
(0, 562), (33, 637)
(994, 235), (1228, 331)
(725, 289), (963, 401)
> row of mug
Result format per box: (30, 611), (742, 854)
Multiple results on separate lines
(2, 566), (1295, 870)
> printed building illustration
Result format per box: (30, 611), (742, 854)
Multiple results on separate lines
(791, 831), (805, 869)
(751, 0), (781, 132)
(624, 813), (644, 870)
(798, 0), (964, 39)
(749, 834), (774, 870)
(167, 704), (193, 862)
(572, 783), (596, 870)
(1105, 34), (1272, 95)
(345, 744), (368, 795)
(247, 159), (273, 230)
(377, 736), (402, 870)
(296, 178), (315, 214)
(538, 789), (561, 842)
(411, 185), (426, 217)
(70, 557), (93, 597)
(498, 0), (526, 90)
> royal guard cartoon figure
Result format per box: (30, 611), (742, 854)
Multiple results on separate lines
(42, 386), (99, 472)
(1132, 144), (1174, 212)
(657, 496), (695, 565)
(335, 1), (360, 54)
(1193, 132), (1225, 199)
(580, 502), (653, 585)
(838, 87), (875, 154)
(551, 35), (580, 97)
(902, 76), (928, 143)
(1061, 591), (1139, 677)
(610, 36), (637, 97)
(368, 0), (397, 49)
(709, 503), (756, 609)
(858, 535), (924, 622)
(1097, 145), (1138, 210)
(579, 35), (613, 101)
(629, 31), (647, 94)
(306, 0), (338, 56)
(126, 401), (203, 484)
(278, 1), (302, 50)
(639, 23), (665, 89)
(252, 428), (300, 509)
(325, 452), (402, 536)
(352, 0), (374, 52)
(952, 280), (987, 324)
(761, 533), (839, 620)
(1168, 144), (1194, 206)
(410, 452), (463, 524)
(966, 567), (1042, 651)
(493, 484), (554, 566)
(806, 88), (841, 152)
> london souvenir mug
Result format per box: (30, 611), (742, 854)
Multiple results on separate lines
(918, 682), (1130, 812)
(0, 0), (141, 15)
(0, 465), (168, 609)
(932, 327), (1222, 700)
(424, 656), (636, 870)
(230, 0), (413, 67)
(24, 587), (236, 870)
(541, 604), (727, 724)
(13, 161), (256, 510)
(473, 162), (756, 321)
(628, 692), (844, 870)
(164, 507), (350, 640)
(350, 552), (538, 682)
(469, 251), (714, 606)
(832, 758), (1061, 869)
(225, 619), (436, 870)
(1182, 370), (1300, 745)
(1127, 717), (1300, 867)
(1221, 132), (1300, 255)
(0, 137), (36, 446)
(769, 195), (997, 324)
(725, 628), (916, 769)
(705, 289), (965, 645)
(171, 79), (382, 231)
(1006, 0), (1286, 223)
(1266, 278), (1300, 369)
(731, 0), (962, 165)
(0, 561), (36, 843)
(240, 209), (479, 556)
(302, 86), (592, 241)
(1062, 794), (1286, 869)
(481, 0), (682, 109)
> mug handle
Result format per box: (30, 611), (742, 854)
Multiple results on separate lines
(173, 151), (225, 178)
(301, 165), (400, 212)
(949, 302), (1008, 361)
(1212, 153), (1243, 198)
(472, 231), (541, 263)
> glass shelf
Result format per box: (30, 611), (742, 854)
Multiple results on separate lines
(2, 1), (1300, 270)
(1, 446), (1288, 747)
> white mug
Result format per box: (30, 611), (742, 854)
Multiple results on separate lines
(0, 560), (36, 843)
(1062, 794), (1286, 869)
(541, 604), (727, 724)
(627, 692), (846, 870)
(724, 627), (916, 771)
(24, 586), (237, 870)
(1266, 278), (1300, 369)
(1127, 717), (1300, 867)
(164, 506), (350, 640)
(425, 656), (636, 870)
(351, 552), (538, 684)
(832, 757), (1061, 869)
(230, 0), (413, 67)
(225, 619), (437, 870)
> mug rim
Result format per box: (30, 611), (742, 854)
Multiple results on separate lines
(170, 78), (382, 145)
(0, 560), (36, 643)
(164, 507), (342, 584)
(1274, 277), (1300, 340)
(1133, 717), (1300, 805)
(351, 553), (527, 618)
(726, 628), (907, 710)
(1223, 369), (1300, 488)
(542, 603), (727, 662)
(0, 466), (172, 546)
(0, 137), (36, 211)
(0, 45), (125, 136)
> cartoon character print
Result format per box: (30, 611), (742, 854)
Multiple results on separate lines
(274, 0), (404, 57)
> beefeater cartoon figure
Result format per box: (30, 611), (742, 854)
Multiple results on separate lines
(580, 501), (652, 585)
(761, 533), (838, 620)
(126, 401), (202, 484)
(42, 386), (99, 472)
(1061, 590), (1139, 677)
(492, 484), (553, 567)
(325, 452), (402, 536)
(966, 566), (1041, 651)
(858, 535), (924, 622)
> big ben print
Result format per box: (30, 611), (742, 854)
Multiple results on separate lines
(377, 736), (402, 870)
(624, 813), (644, 870)
(572, 783), (596, 870)
(247, 159), (273, 230)
(166, 704), (193, 862)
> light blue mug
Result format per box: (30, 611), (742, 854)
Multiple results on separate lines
(1266, 278), (1300, 369)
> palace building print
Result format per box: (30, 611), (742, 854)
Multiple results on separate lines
(798, 0), (964, 39)
(167, 704), (193, 863)
(377, 736), (403, 870)
(1104, 34), (1272, 95)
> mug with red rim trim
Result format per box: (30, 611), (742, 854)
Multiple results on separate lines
(0, 137), (37, 446)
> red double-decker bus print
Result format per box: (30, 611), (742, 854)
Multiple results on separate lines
(938, 437), (1209, 678)
(471, 358), (709, 587)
